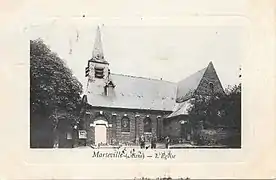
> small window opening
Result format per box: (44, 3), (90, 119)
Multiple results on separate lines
(209, 82), (214, 93)
(95, 67), (104, 78)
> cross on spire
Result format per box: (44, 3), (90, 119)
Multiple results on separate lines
(91, 25), (108, 64)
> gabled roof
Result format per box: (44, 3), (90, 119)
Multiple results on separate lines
(176, 67), (207, 103)
(86, 61), (225, 113)
(87, 73), (177, 111)
(168, 62), (225, 118)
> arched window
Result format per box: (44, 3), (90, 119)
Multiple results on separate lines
(121, 116), (130, 132)
(143, 117), (152, 133)
(209, 82), (214, 93)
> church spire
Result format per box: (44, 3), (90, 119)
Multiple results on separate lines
(90, 25), (108, 64)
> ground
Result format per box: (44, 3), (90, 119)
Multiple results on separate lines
(75, 142), (228, 149)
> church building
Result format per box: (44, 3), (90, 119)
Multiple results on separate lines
(81, 27), (225, 146)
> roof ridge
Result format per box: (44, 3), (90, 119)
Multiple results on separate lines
(110, 73), (175, 84)
(177, 67), (207, 83)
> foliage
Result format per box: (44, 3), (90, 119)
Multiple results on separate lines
(30, 39), (83, 147)
(30, 39), (83, 116)
(188, 84), (241, 146)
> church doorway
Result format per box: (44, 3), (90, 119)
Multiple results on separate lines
(94, 120), (107, 145)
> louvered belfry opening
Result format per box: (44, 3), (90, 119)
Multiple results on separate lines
(95, 67), (104, 78)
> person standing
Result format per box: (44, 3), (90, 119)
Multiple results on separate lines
(151, 135), (157, 149)
(139, 134), (145, 149)
(165, 136), (170, 149)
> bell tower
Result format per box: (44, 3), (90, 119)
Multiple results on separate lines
(85, 26), (115, 96)
(87, 26), (109, 80)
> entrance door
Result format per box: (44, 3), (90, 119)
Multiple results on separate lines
(95, 124), (107, 145)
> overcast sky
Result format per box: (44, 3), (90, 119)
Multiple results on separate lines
(30, 21), (244, 91)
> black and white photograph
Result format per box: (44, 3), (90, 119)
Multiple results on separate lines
(30, 23), (242, 149)
(2, 0), (276, 179)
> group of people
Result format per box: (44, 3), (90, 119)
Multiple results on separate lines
(139, 134), (170, 149)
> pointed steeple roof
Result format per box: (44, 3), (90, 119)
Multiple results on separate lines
(90, 26), (108, 64)
(207, 61), (214, 69)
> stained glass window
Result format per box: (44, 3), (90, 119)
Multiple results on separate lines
(143, 117), (152, 133)
(121, 117), (130, 132)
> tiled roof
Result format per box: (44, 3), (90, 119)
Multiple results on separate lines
(176, 67), (206, 103)
(86, 62), (222, 116)
(87, 73), (177, 111)
(166, 99), (193, 118)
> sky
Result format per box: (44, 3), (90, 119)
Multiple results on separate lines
(30, 21), (244, 91)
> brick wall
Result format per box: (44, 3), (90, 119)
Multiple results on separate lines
(196, 63), (224, 95)
(84, 107), (171, 145)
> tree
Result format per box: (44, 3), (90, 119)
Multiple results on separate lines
(30, 39), (83, 148)
(188, 84), (241, 146)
